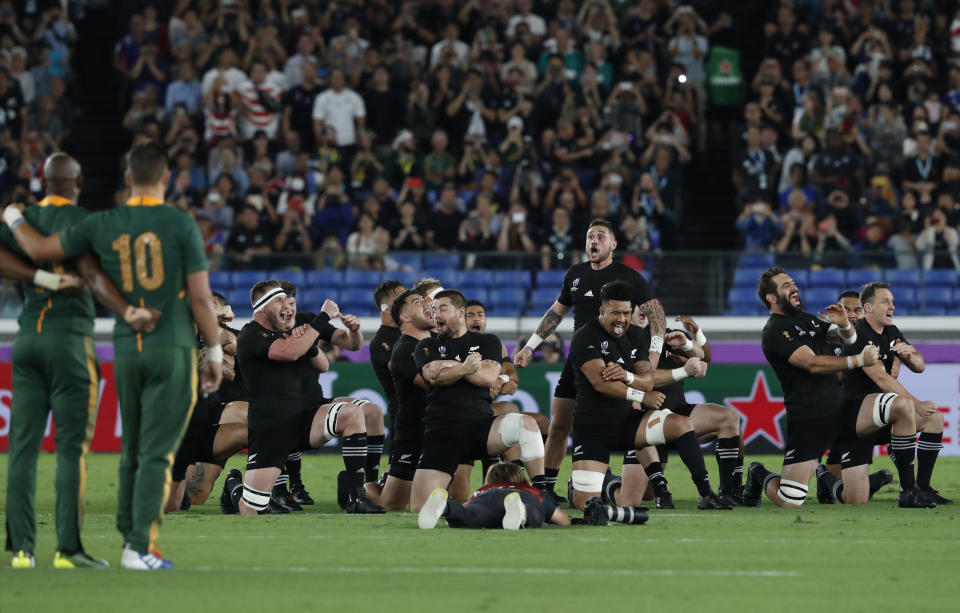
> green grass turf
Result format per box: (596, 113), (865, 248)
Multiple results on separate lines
(1, 452), (958, 612)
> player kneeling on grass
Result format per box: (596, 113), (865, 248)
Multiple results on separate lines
(419, 462), (571, 529)
(568, 280), (731, 512)
(221, 281), (384, 515)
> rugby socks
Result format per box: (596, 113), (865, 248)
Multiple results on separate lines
(868, 471), (888, 496)
(674, 431), (713, 497)
(542, 468), (559, 492)
(818, 468), (845, 503)
(341, 433), (368, 484)
(643, 463), (669, 498)
(715, 437), (740, 492)
(916, 432), (943, 490)
(366, 435), (385, 483)
(274, 471), (289, 490)
(735, 447), (745, 486)
(480, 457), (498, 481)
(750, 463), (779, 493)
(286, 453), (303, 486)
(656, 444), (669, 464)
(530, 474), (548, 490)
(889, 434), (917, 490)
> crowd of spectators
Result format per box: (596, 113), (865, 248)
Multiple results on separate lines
(735, 0), (960, 272)
(114, 0), (737, 271)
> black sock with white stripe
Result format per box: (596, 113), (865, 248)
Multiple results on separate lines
(543, 468), (559, 491)
(715, 437), (740, 492)
(818, 468), (845, 503)
(365, 435), (384, 483)
(735, 448), (744, 486)
(341, 433), (368, 485)
(916, 432), (943, 490)
(644, 463), (669, 497)
(889, 434), (917, 490)
(674, 431), (713, 497)
(286, 453), (303, 486)
(274, 471), (289, 491)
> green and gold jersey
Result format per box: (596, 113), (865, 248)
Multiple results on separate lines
(59, 196), (208, 355)
(0, 195), (95, 337)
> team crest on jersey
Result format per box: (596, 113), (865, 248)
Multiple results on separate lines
(439, 346), (447, 357)
(572, 278), (580, 292)
(601, 340), (608, 351)
(782, 330), (792, 341)
(834, 347), (842, 356)
(382, 343), (391, 351)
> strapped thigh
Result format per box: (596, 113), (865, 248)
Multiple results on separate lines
(324, 402), (349, 441)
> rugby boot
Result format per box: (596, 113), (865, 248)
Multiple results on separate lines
(540, 484), (566, 506)
(121, 544), (173, 570)
(698, 492), (734, 510)
(271, 484), (301, 512)
(53, 549), (109, 569)
(602, 470), (622, 505)
(582, 497), (609, 526)
(815, 465), (835, 504)
(290, 482), (315, 505)
(741, 462), (765, 507)
(502, 492), (527, 530)
(920, 487), (952, 505)
(418, 488), (448, 529)
(655, 490), (675, 509)
(220, 469), (242, 514)
(897, 485), (937, 508)
(717, 485), (745, 507)
(345, 488), (386, 514)
(10, 550), (35, 568)
(179, 490), (192, 511)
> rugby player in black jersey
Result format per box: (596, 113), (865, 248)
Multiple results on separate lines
(410, 290), (547, 512)
(370, 280), (405, 454)
(817, 283), (947, 506)
(568, 280), (729, 511)
(363, 289), (435, 509)
(746, 268), (924, 508)
(513, 219), (666, 503)
(224, 281), (384, 514)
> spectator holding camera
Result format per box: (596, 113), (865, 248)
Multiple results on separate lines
(736, 197), (782, 252)
(274, 208), (313, 262)
(916, 208), (960, 271)
(497, 201), (538, 254)
(390, 200), (426, 251)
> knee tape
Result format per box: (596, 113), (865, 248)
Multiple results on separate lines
(571, 469), (604, 493)
(242, 485), (270, 512)
(353, 399), (370, 407)
(324, 402), (349, 440)
(873, 393), (897, 428)
(776, 478), (808, 505)
(499, 413), (544, 462)
(644, 409), (673, 446)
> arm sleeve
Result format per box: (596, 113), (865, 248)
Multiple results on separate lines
(762, 321), (806, 360)
(237, 327), (274, 360)
(632, 273), (655, 306)
(480, 334), (502, 361)
(414, 337), (441, 373)
(58, 213), (97, 257)
(557, 268), (574, 306)
(392, 347), (417, 380)
(570, 330), (604, 369)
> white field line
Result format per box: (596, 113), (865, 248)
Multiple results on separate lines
(184, 565), (799, 578)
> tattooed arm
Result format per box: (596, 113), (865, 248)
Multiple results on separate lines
(513, 300), (572, 367)
(638, 297), (666, 369)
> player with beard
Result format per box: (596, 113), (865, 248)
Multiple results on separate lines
(514, 219), (666, 503)
(568, 280), (730, 511)
(816, 290), (893, 504)
(223, 281), (384, 514)
(746, 267), (924, 508)
(410, 290), (547, 512)
(369, 280), (406, 463)
(363, 289), (436, 509)
(817, 283), (948, 506)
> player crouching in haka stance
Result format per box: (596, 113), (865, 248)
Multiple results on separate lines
(746, 267), (928, 508)
(419, 462), (571, 529)
(568, 280), (731, 511)
(408, 290), (548, 512)
(221, 281), (384, 514)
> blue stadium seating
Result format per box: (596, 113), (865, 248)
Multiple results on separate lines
(728, 287), (758, 310)
(459, 270), (495, 289)
(895, 288), (918, 309)
(922, 287), (954, 310)
(209, 271), (232, 290)
(488, 288), (526, 314)
(305, 270), (343, 287)
(298, 290), (332, 313)
(885, 269), (920, 289)
(924, 269), (959, 288)
(468, 289), (489, 304)
(391, 271), (419, 288)
(272, 270), (306, 289)
(230, 270), (266, 289)
(733, 268), (763, 288)
(807, 286), (842, 302)
(803, 288), (841, 307)
(343, 270), (383, 288)
(790, 269), (810, 288)
(338, 288), (371, 305)
(894, 305), (913, 316)
(535, 270), (566, 288)
(493, 270), (531, 288)
(422, 254), (460, 270)
(528, 288), (558, 313)
(739, 253), (775, 268)
(390, 253), (422, 270)
(845, 269), (878, 290)
(226, 288), (250, 310)
(421, 269), (459, 287)
(809, 268), (845, 288)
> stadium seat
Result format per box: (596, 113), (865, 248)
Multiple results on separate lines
(807, 286), (842, 302)
(343, 270), (383, 289)
(921, 287), (954, 310)
(894, 305), (913, 316)
(845, 269), (878, 290)
(528, 287), (558, 313)
(422, 254), (461, 270)
(390, 253), (422, 270)
(895, 288), (918, 309)
(305, 270), (343, 288)
(421, 269), (459, 287)
(493, 270), (531, 288)
(790, 269), (810, 288)
(391, 271), (419, 288)
(230, 270), (267, 290)
(298, 290), (331, 313)
(733, 268), (764, 288)
(536, 270), (566, 288)
(884, 269), (920, 289)
(728, 287), (758, 310)
(226, 288), (250, 310)
(808, 268), (845, 288)
(488, 288), (526, 314)
(738, 253), (775, 269)
(209, 271), (232, 291)
(803, 288), (841, 308)
(468, 288), (489, 304)
(273, 270), (306, 288)
(459, 270), (495, 290)
(924, 269), (959, 288)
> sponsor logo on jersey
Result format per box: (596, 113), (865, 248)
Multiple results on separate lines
(572, 278), (580, 292)
(584, 290), (594, 297)
(834, 347), (842, 356)
(617, 357), (624, 364)
(601, 341), (609, 351)
(469, 346), (480, 352)
(439, 346), (446, 357)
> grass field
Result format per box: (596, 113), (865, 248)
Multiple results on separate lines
(1, 452), (958, 612)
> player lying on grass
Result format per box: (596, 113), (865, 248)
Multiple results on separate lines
(418, 462), (571, 529)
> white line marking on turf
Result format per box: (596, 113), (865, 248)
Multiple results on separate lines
(185, 566), (799, 578)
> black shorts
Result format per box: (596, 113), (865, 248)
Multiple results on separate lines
(246, 407), (319, 471)
(418, 415), (495, 476)
(553, 358), (577, 400)
(668, 402), (696, 417)
(783, 409), (858, 466)
(172, 422), (222, 481)
(827, 426), (890, 468)
(387, 430), (424, 481)
(572, 409), (645, 464)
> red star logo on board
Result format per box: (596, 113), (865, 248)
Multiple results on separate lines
(720, 60), (732, 73)
(725, 371), (787, 447)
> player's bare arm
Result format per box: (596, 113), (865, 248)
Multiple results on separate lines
(788, 344), (878, 374)
(581, 359), (664, 408)
(513, 301), (571, 367)
(652, 356), (706, 386)
(465, 358), (502, 389)
(187, 270), (223, 393)
(331, 312), (363, 350)
(820, 303), (857, 345)
(664, 330), (704, 359)
(675, 315), (711, 362)
(499, 343), (520, 394)
(638, 297), (666, 366)
(423, 354), (480, 386)
(599, 361), (654, 391)
(891, 340), (925, 373)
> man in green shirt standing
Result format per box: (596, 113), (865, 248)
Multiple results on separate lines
(3, 153), (163, 570)
(5, 142), (223, 570)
